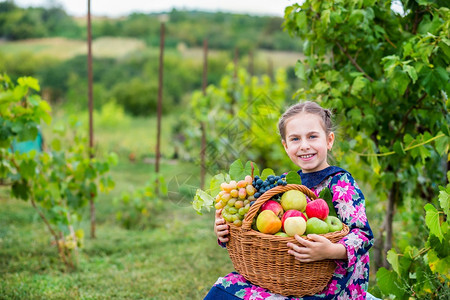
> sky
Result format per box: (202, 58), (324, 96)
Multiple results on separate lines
(13, 0), (294, 17)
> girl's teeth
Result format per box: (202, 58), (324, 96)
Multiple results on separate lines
(300, 154), (313, 158)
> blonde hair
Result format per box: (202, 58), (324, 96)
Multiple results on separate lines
(278, 101), (334, 141)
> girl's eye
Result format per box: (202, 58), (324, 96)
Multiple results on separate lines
(291, 137), (299, 141)
(309, 135), (317, 139)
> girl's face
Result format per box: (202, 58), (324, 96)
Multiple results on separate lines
(282, 112), (334, 173)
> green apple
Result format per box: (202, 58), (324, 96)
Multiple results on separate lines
(280, 190), (307, 211)
(325, 216), (343, 232)
(306, 217), (329, 235)
(284, 216), (307, 237)
(274, 232), (289, 237)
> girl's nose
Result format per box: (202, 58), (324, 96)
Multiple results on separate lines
(299, 140), (310, 150)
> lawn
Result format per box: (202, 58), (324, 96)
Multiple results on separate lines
(0, 158), (233, 299)
(0, 107), (235, 299)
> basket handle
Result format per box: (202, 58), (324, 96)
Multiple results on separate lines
(241, 184), (318, 231)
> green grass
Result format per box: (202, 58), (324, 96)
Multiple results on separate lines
(0, 159), (233, 299)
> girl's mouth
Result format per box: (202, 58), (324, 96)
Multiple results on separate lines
(298, 154), (315, 160)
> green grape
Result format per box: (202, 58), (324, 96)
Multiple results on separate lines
(238, 207), (246, 215)
(228, 198), (237, 207)
(233, 219), (242, 226)
(228, 207), (238, 214)
(235, 200), (244, 209)
(231, 214), (238, 222)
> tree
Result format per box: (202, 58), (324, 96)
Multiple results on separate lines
(283, 0), (449, 272)
(0, 74), (116, 269)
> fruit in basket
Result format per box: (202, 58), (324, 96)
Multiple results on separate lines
(280, 190), (307, 211)
(215, 178), (254, 226)
(281, 210), (307, 231)
(261, 200), (284, 218)
(256, 210), (282, 234)
(305, 198), (329, 220)
(325, 216), (343, 232)
(252, 174), (287, 199)
(306, 217), (329, 235)
(284, 216), (307, 236)
(274, 232), (289, 237)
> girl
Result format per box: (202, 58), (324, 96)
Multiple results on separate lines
(206, 101), (374, 299)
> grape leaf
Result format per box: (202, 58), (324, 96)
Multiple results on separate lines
(424, 203), (443, 242)
(192, 189), (214, 215)
(427, 249), (450, 277)
(438, 187), (449, 216)
(319, 187), (337, 217)
(229, 159), (244, 180)
(387, 249), (400, 275)
(210, 173), (226, 197)
(286, 171), (302, 184)
(295, 60), (306, 80)
(244, 161), (260, 178)
(393, 141), (405, 155)
(376, 267), (405, 298)
(260, 168), (275, 180)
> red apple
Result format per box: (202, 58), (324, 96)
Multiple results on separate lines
(281, 210), (307, 231)
(305, 198), (329, 220)
(261, 200), (284, 218)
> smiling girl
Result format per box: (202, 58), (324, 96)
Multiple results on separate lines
(206, 101), (375, 299)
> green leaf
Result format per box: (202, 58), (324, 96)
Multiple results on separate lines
(286, 171), (301, 184)
(295, 60), (306, 80)
(393, 141), (406, 155)
(319, 187), (336, 217)
(192, 189), (214, 215)
(427, 249), (450, 277)
(438, 188), (449, 216)
(387, 249), (400, 275)
(424, 203), (444, 242)
(403, 64), (418, 83)
(19, 159), (37, 180)
(12, 180), (30, 201)
(351, 76), (367, 96)
(18, 76), (40, 92)
(229, 159), (244, 180)
(210, 173), (226, 197)
(244, 161), (260, 178)
(376, 267), (405, 298)
(260, 168), (275, 180)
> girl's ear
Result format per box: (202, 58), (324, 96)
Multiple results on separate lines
(282, 139), (288, 152)
(327, 132), (335, 150)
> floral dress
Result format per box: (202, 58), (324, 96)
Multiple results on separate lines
(204, 166), (374, 300)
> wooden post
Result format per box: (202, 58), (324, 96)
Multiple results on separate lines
(155, 23), (165, 175)
(87, 0), (96, 239)
(234, 47), (238, 79)
(200, 39), (208, 189)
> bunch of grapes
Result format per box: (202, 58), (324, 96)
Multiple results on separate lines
(252, 174), (287, 200)
(214, 175), (256, 226)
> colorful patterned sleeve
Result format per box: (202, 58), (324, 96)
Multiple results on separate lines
(328, 172), (374, 270)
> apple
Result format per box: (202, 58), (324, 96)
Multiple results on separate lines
(281, 210), (307, 231)
(305, 198), (329, 220)
(306, 217), (329, 235)
(280, 190), (307, 211)
(325, 216), (343, 232)
(284, 217), (307, 237)
(261, 200), (284, 218)
(256, 210), (282, 234)
(274, 232), (289, 237)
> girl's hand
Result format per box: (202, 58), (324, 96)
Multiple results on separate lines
(287, 234), (347, 262)
(214, 209), (230, 243)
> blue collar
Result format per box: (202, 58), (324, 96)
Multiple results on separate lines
(298, 166), (347, 189)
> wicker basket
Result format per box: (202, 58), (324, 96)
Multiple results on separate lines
(226, 184), (349, 297)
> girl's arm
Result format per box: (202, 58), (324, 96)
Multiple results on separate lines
(287, 172), (373, 263)
(328, 172), (374, 268)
